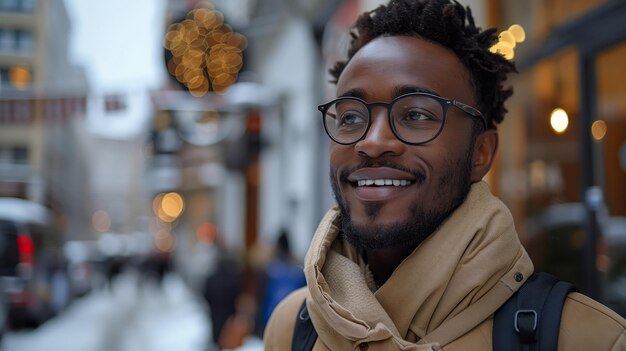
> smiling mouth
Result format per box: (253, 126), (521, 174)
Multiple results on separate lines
(355, 179), (414, 187)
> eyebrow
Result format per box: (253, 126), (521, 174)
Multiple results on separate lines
(392, 85), (440, 97)
(337, 85), (440, 100)
(337, 88), (367, 99)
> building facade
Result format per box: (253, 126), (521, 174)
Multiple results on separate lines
(0, 0), (90, 239)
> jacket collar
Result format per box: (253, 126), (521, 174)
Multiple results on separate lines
(304, 181), (534, 350)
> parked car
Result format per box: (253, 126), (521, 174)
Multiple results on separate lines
(0, 197), (70, 329)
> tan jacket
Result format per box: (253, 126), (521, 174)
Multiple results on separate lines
(264, 182), (626, 350)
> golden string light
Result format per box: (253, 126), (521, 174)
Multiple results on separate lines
(164, 6), (247, 96)
(489, 24), (526, 60)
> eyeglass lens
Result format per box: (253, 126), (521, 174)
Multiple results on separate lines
(323, 94), (445, 144)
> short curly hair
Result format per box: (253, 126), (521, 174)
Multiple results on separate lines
(330, 0), (516, 129)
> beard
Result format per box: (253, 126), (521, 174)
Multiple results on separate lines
(330, 145), (474, 251)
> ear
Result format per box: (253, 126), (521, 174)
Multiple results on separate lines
(471, 129), (498, 182)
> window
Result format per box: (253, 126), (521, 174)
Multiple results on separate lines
(19, 0), (35, 12)
(16, 30), (33, 54)
(0, 68), (9, 88)
(11, 147), (28, 164)
(0, 147), (28, 164)
(0, 29), (16, 53)
(0, 147), (11, 163)
(0, 0), (36, 13)
(0, 29), (33, 54)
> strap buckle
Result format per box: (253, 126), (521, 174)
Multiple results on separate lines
(514, 309), (538, 343)
(299, 303), (310, 321)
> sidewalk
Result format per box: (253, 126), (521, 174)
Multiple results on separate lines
(2, 271), (212, 351)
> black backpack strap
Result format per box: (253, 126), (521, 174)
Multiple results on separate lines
(493, 272), (577, 351)
(292, 299), (318, 351)
(537, 280), (577, 350)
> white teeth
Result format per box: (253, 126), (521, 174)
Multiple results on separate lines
(356, 179), (412, 187)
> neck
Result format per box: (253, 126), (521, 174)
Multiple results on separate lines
(365, 246), (416, 287)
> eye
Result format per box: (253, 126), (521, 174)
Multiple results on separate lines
(393, 94), (443, 125)
(398, 108), (439, 123)
(402, 109), (433, 121)
(339, 110), (367, 126)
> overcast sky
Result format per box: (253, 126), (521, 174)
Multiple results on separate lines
(64, 0), (168, 138)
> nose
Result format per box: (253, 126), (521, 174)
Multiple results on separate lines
(354, 106), (406, 158)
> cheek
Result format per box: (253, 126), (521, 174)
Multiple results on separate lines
(432, 121), (474, 156)
(441, 116), (474, 140)
(329, 145), (352, 171)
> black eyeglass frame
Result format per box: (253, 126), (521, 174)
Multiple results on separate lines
(318, 92), (487, 146)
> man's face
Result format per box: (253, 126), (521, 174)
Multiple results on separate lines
(330, 35), (478, 250)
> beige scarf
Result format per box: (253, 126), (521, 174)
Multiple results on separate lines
(304, 181), (534, 350)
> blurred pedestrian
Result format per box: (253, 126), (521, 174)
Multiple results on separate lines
(141, 251), (171, 287)
(104, 255), (125, 292)
(201, 243), (243, 349)
(264, 0), (626, 349)
(258, 230), (305, 332)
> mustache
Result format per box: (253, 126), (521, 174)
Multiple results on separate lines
(337, 159), (426, 184)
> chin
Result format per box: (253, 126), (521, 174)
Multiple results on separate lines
(337, 190), (465, 251)
(350, 205), (409, 227)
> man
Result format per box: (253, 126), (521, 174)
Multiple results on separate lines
(264, 0), (626, 350)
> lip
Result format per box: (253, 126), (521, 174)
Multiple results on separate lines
(346, 167), (416, 202)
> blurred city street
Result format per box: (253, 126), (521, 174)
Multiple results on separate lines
(1, 0), (626, 348)
(0, 270), (261, 351)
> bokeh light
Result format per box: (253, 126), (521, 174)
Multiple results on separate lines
(489, 24), (525, 61)
(92, 210), (111, 233)
(508, 24), (526, 43)
(152, 193), (165, 215)
(9, 66), (31, 90)
(164, 5), (247, 96)
(591, 119), (607, 141)
(498, 30), (516, 48)
(489, 42), (514, 60)
(161, 192), (184, 217)
(154, 228), (176, 253)
(550, 108), (569, 134)
(153, 192), (184, 222)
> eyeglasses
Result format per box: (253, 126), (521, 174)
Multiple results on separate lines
(318, 92), (486, 145)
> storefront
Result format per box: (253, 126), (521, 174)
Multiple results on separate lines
(492, 0), (626, 315)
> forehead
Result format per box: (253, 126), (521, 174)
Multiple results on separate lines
(336, 36), (474, 102)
